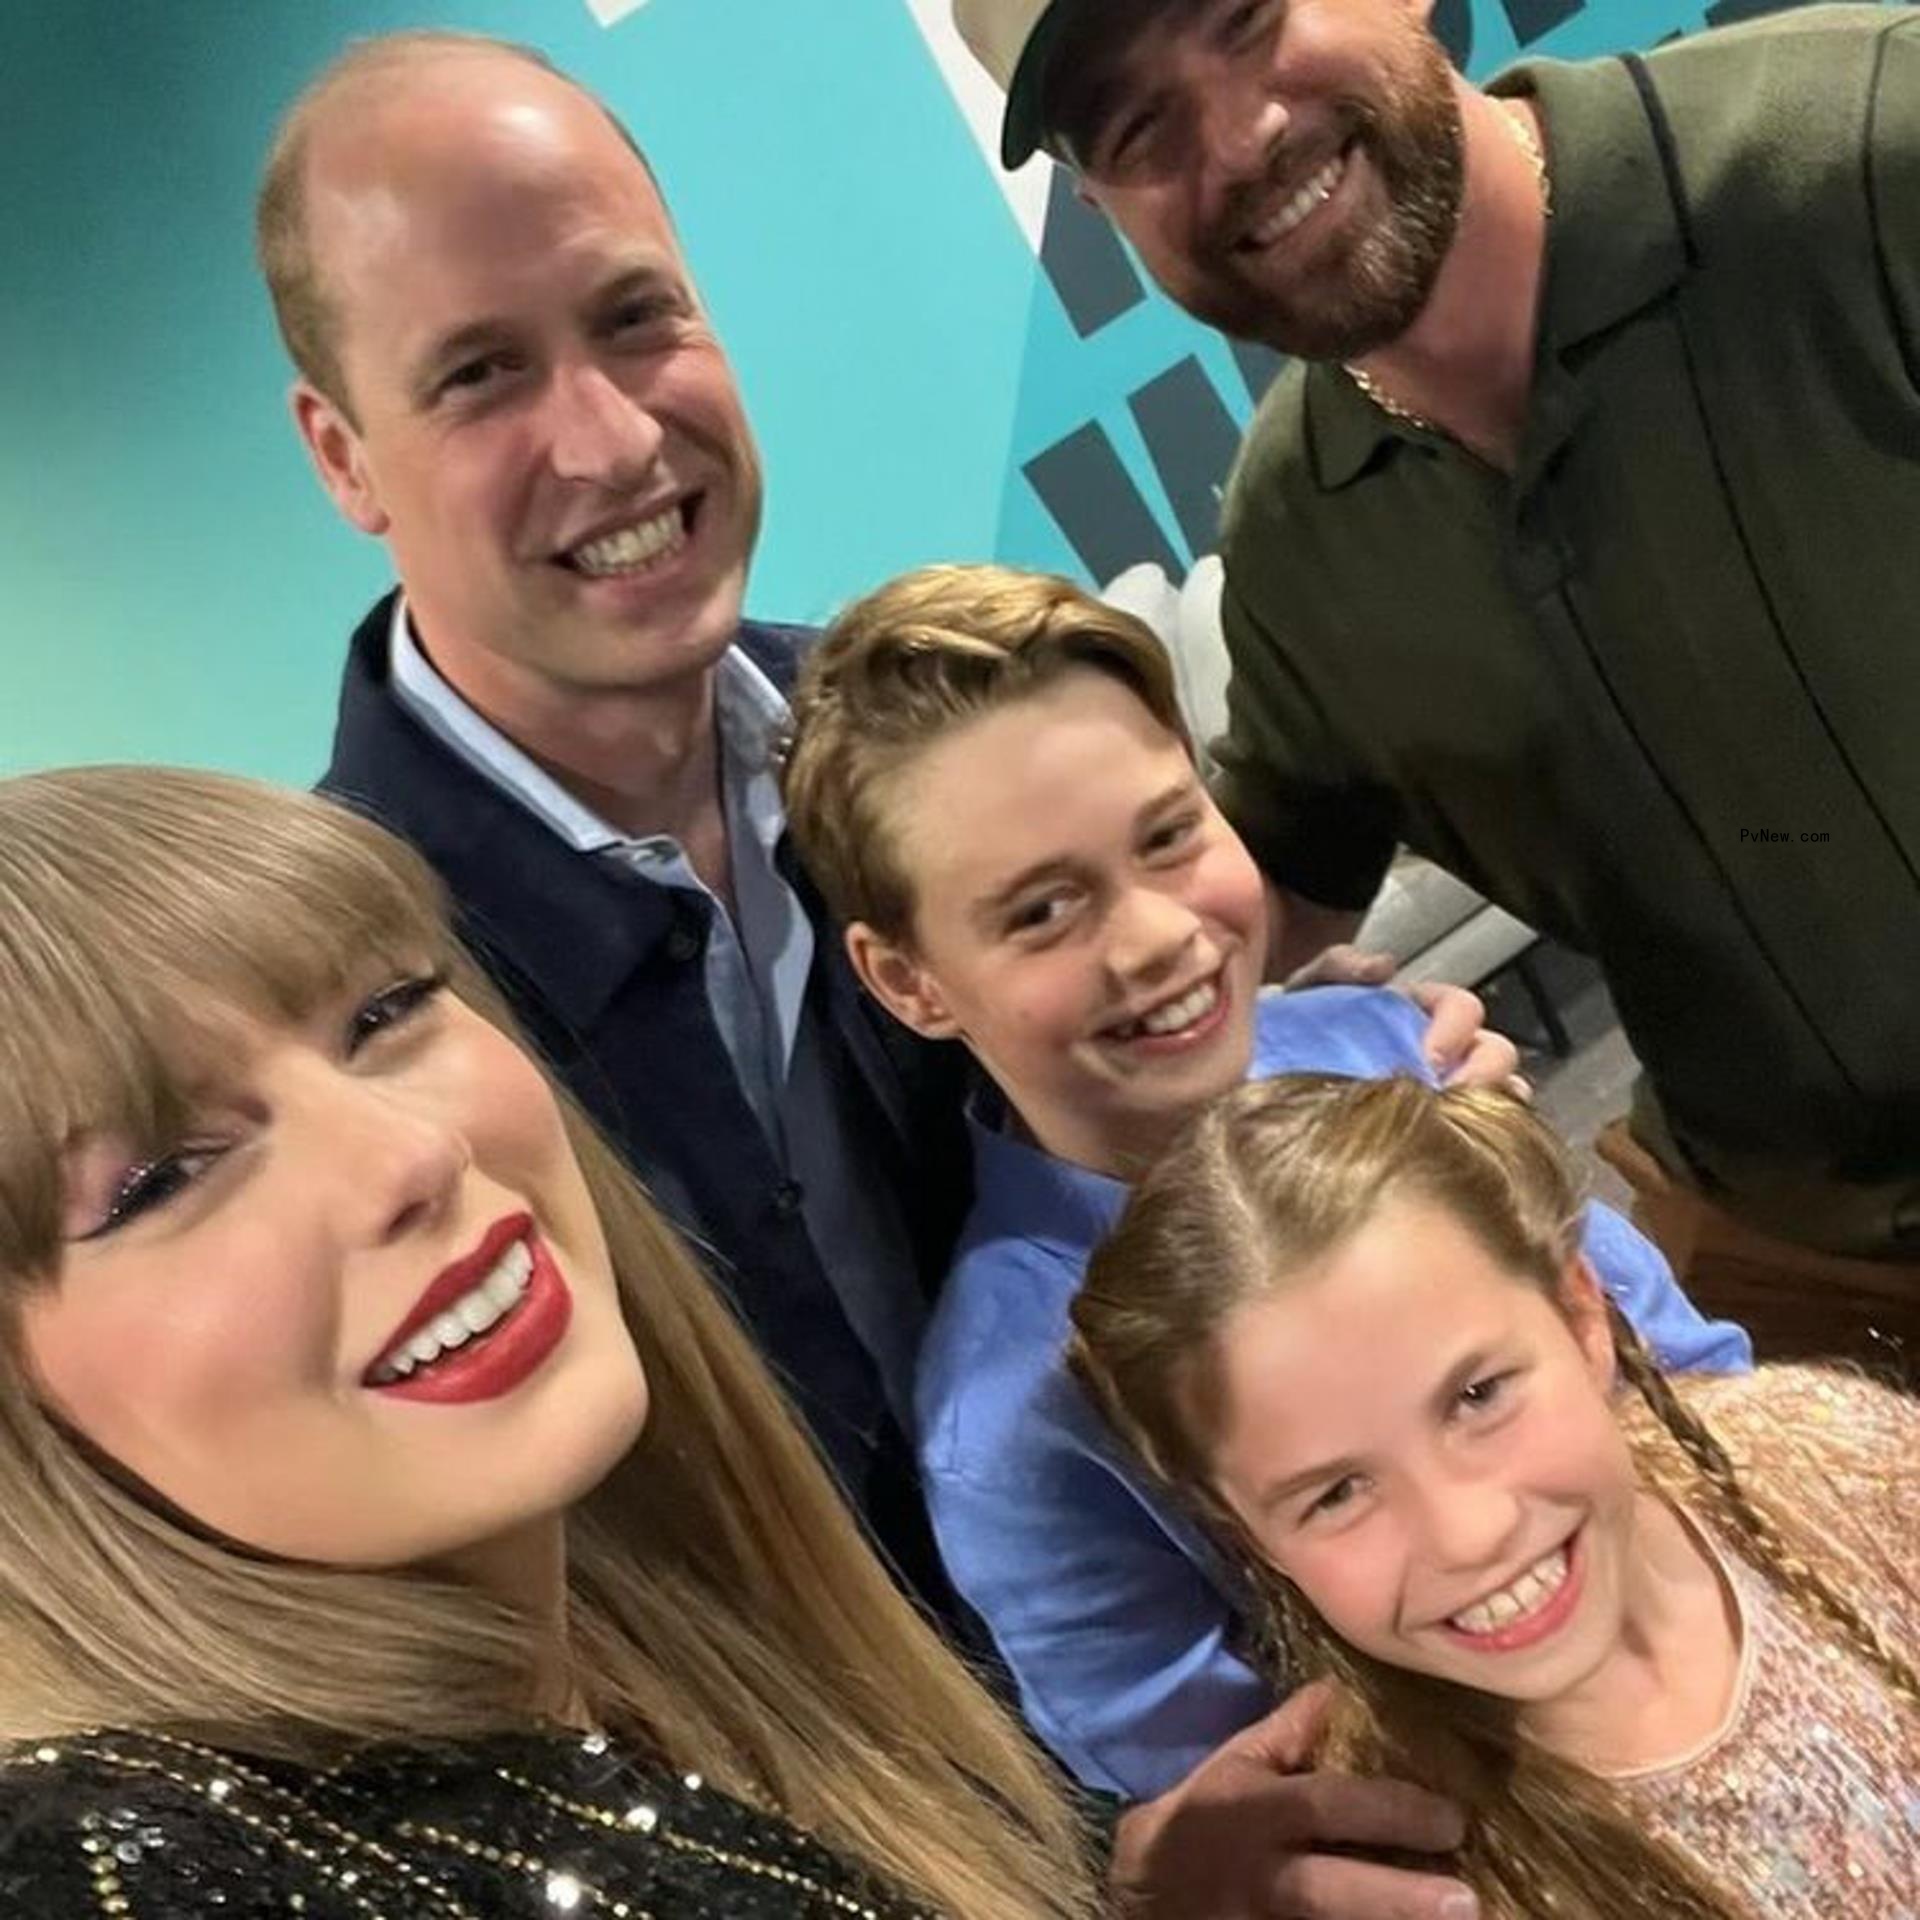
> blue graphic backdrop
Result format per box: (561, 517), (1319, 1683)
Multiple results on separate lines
(0, 0), (1893, 780)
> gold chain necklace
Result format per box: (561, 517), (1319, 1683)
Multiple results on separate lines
(1343, 100), (1550, 433)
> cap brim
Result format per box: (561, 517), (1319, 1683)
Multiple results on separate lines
(998, 0), (1086, 169)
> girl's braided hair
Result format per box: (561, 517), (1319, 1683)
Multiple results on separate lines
(1071, 1072), (1916, 1920)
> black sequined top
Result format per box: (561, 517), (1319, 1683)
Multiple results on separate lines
(0, 1726), (939, 1917)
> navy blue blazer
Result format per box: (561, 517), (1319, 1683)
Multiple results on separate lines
(320, 595), (974, 1610)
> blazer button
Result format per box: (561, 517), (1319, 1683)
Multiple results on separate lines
(665, 924), (701, 963)
(771, 1178), (805, 1217)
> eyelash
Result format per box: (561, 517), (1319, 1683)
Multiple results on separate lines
(1145, 812), (1200, 855)
(75, 1145), (228, 1240)
(1456, 1370), (1517, 1417)
(437, 355), (516, 401)
(1005, 893), (1076, 939)
(1304, 1475), (1363, 1520)
(347, 970), (447, 1052)
(1110, 111), (1156, 166)
(73, 973), (447, 1241)
(610, 294), (680, 332)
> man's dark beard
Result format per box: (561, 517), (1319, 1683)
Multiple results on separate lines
(1181, 37), (1466, 361)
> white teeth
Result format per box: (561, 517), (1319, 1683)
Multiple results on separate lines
(570, 507), (687, 576)
(431, 1310), (473, 1351)
(458, 1291), (506, 1336)
(1246, 152), (1346, 249)
(1447, 1545), (1571, 1637)
(1117, 978), (1221, 1040)
(368, 1237), (535, 1386)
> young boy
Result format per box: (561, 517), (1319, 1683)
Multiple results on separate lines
(781, 564), (1750, 1801)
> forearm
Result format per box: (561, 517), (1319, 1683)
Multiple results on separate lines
(1263, 879), (1366, 983)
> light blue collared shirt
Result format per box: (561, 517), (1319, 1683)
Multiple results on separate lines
(389, 602), (923, 1418)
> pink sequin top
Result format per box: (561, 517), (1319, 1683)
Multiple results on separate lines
(1609, 1367), (1919, 1914)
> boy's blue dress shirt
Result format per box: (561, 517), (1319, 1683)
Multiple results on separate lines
(915, 986), (1753, 1800)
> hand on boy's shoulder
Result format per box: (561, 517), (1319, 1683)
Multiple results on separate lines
(1280, 943), (1398, 992)
(1108, 1681), (1479, 1920)
(1399, 982), (1526, 1098)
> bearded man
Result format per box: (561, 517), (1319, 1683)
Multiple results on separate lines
(959, 0), (1920, 1362)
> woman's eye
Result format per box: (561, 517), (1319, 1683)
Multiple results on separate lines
(347, 972), (447, 1054)
(73, 1145), (226, 1241)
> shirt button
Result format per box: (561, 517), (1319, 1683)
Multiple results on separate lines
(664, 924), (701, 963)
(771, 1179), (805, 1217)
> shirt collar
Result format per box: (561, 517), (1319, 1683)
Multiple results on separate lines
(712, 644), (791, 873)
(963, 1087), (1130, 1257)
(387, 595), (793, 857)
(1308, 51), (1689, 494)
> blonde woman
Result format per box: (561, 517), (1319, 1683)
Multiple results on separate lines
(0, 765), (1102, 1919)
(1072, 1074), (1917, 1920)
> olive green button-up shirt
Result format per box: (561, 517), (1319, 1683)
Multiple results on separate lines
(1215, 5), (1920, 1255)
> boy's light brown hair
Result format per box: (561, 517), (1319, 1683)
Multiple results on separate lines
(781, 564), (1190, 942)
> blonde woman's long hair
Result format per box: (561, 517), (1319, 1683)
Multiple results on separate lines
(1069, 1072), (1918, 1920)
(0, 766), (1095, 1920)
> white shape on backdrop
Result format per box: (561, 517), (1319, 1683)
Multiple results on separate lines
(1101, 556), (1231, 768)
(902, 0), (1052, 251)
(584, 0), (654, 24)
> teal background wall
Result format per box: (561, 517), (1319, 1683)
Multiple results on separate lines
(0, 0), (1884, 779)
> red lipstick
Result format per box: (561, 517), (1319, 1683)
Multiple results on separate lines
(365, 1213), (573, 1406)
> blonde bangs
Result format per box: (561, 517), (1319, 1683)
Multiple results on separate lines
(0, 767), (452, 1276)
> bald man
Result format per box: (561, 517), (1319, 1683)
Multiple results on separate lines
(258, 32), (969, 1610)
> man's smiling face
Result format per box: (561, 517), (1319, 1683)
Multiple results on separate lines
(1062, 0), (1466, 359)
(294, 51), (762, 716)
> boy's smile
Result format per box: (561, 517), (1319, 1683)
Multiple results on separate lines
(856, 667), (1268, 1178)
(1097, 967), (1231, 1049)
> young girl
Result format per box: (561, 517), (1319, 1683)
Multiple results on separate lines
(1070, 1073), (1917, 1919)
(0, 765), (1096, 1920)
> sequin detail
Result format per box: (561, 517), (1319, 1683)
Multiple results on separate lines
(1614, 1369), (1920, 1914)
(0, 1728), (938, 1917)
